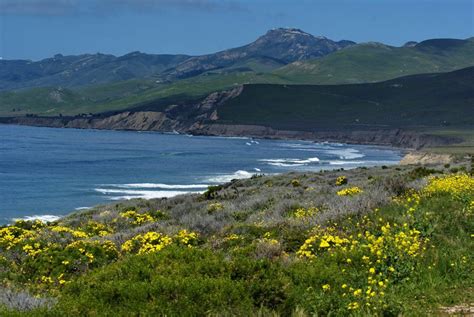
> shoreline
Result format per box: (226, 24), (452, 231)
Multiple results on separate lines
(0, 113), (463, 150)
(1, 125), (406, 225)
(5, 155), (467, 227)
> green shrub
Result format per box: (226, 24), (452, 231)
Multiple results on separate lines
(203, 185), (223, 200)
(291, 179), (301, 187)
(408, 166), (441, 179)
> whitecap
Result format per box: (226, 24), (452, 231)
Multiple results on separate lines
(267, 162), (306, 167)
(206, 170), (254, 183)
(106, 183), (209, 189)
(95, 189), (203, 200)
(326, 148), (365, 159)
(12, 215), (61, 223)
(75, 206), (91, 210)
(329, 160), (366, 165)
(260, 157), (319, 165)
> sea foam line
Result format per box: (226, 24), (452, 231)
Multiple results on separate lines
(95, 188), (204, 200)
(12, 215), (61, 223)
(260, 157), (320, 164)
(106, 183), (210, 189)
(206, 170), (255, 183)
(325, 148), (365, 159)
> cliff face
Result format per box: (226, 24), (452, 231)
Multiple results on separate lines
(1, 113), (461, 150)
(400, 152), (454, 165)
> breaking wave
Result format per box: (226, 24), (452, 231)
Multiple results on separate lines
(206, 170), (255, 183)
(12, 215), (61, 223)
(106, 183), (209, 189)
(325, 148), (365, 159)
(95, 188), (203, 200)
(260, 157), (320, 165)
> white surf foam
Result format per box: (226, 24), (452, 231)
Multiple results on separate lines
(75, 207), (91, 210)
(329, 160), (366, 165)
(206, 170), (254, 183)
(328, 160), (397, 166)
(267, 162), (306, 167)
(13, 215), (61, 223)
(108, 183), (209, 189)
(326, 148), (365, 159)
(260, 157), (320, 165)
(95, 188), (203, 200)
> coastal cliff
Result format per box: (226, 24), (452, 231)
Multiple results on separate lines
(1, 112), (460, 150)
(0, 84), (463, 149)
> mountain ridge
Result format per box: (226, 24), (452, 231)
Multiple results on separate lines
(161, 28), (355, 79)
(0, 28), (355, 91)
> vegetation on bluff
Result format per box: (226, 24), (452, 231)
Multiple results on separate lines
(0, 162), (473, 316)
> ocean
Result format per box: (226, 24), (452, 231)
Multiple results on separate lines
(0, 124), (402, 224)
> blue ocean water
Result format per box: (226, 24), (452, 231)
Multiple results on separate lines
(0, 124), (402, 223)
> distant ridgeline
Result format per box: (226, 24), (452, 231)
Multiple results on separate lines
(0, 29), (473, 140)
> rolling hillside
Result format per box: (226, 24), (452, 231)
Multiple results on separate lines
(216, 66), (474, 130)
(274, 38), (474, 84)
(0, 34), (472, 118)
(0, 53), (190, 91)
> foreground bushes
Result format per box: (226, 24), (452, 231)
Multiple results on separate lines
(0, 171), (473, 315)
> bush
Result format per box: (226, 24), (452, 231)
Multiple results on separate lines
(335, 176), (348, 186)
(291, 179), (301, 187)
(203, 185), (223, 200)
(408, 167), (441, 179)
(53, 247), (283, 315)
(1, 168), (473, 316)
(207, 202), (224, 214)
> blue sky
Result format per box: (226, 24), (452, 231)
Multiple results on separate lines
(1, 0), (473, 60)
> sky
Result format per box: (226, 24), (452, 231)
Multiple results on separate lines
(0, 0), (473, 60)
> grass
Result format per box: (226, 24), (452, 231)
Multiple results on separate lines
(275, 39), (474, 84)
(0, 71), (288, 117)
(420, 128), (474, 155)
(217, 67), (474, 131)
(0, 161), (473, 316)
(2, 38), (473, 118)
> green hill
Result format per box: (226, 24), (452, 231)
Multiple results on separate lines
(274, 38), (474, 84)
(1, 37), (473, 117)
(217, 66), (474, 130)
(0, 71), (287, 116)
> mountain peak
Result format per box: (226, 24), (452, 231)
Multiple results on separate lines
(248, 28), (354, 62)
(267, 28), (312, 36)
(261, 28), (329, 41)
(163, 28), (356, 79)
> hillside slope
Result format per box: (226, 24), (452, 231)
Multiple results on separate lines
(0, 28), (354, 91)
(275, 38), (474, 84)
(0, 164), (473, 315)
(0, 53), (190, 91)
(217, 66), (474, 130)
(162, 28), (354, 79)
(2, 67), (473, 150)
(1, 36), (472, 117)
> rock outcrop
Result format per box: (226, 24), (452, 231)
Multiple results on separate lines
(399, 152), (454, 165)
